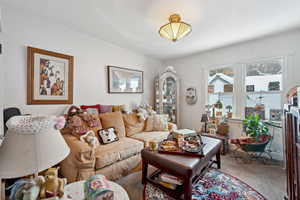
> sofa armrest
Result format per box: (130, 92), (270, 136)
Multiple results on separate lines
(63, 134), (96, 169)
(168, 122), (177, 132)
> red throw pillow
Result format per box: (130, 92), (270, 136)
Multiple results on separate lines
(80, 104), (101, 114)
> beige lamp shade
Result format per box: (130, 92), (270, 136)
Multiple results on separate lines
(0, 116), (70, 179)
(159, 14), (192, 42)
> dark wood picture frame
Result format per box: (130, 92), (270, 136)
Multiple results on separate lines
(27, 47), (74, 104)
(107, 66), (144, 94)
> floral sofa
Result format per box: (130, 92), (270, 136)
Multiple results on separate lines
(60, 111), (176, 183)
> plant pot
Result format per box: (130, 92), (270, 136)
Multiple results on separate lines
(227, 112), (232, 119)
(216, 112), (222, 116)
(240, 136), (272, 152)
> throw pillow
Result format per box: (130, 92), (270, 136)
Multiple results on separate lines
(99, 111), (126, 138)
(99, 105), (113, 113)
(136, 103), (157, 122)
(67, 115), (89, 136)
(123, 113), (145, 136)
(98, 128), (119, 144)
(112, 105), (123, 112)
(67, 113), (102, 138)
(80, 104), (101, 114)
(144, 115), (155, 132)
(80, 113), (102, 128)
(144, 114), (169, 132)
(153, 114), (169, 131)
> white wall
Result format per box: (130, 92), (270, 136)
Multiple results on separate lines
(0, 7), (3, 137)
(1, 5), (163, 116)
(165, 28), (300, 129)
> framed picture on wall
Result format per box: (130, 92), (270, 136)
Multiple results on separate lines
(270, 109), (282, 121)
(27, 47), (74, 104)
(107, 66), (143, 93)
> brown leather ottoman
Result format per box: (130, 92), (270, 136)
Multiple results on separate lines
(141, 136), (222, 200)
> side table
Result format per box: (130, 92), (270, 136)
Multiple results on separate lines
(61, 180), (129, 200)
(201, 133), (229, 155)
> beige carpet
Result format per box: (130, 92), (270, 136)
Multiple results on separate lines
(116, 153), (286, 200)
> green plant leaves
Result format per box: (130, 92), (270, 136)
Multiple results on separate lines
(242, 114), (269, 141)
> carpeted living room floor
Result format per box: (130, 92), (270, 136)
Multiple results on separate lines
(117, 153), (286, 200)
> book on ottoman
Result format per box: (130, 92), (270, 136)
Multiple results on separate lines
(173, 129), (197, 139)
(160, 173), (183, 185)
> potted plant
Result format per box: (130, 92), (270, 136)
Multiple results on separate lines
(241, 114), (271, 152)
(226, 105), (233, 118)
(215, 100), (223, 116)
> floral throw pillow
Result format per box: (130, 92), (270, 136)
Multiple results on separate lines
(98, 128), (119, 144)
(67, 115), (89, 136)
(153, 114), (169, 131)
(144, 114), (169, 132)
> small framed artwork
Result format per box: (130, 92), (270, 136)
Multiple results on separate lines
(207, 122), (217, 130)
(107, 66), (143, 93)
(209, 129), (216, 135)
(270, 109), (282, 121)
(27, 47), (74, 104)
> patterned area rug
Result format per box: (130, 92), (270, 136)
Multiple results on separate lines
(144, 169), (267, 200)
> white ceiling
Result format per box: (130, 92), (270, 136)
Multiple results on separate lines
(2, 0), (300, 60)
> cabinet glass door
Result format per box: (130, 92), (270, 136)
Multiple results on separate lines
(162, 77), (177, 123)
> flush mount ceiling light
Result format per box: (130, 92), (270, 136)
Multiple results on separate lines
(159, 14), (192, 42)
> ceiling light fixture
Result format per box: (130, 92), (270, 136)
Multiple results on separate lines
(159, 14), (192, 42)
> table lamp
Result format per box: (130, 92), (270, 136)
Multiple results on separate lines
(201, 113), (209, 133)
(0, 115), (70, 199)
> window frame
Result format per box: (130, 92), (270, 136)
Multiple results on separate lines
(205, 65), (236, 118)
(205, 56), (287, 120)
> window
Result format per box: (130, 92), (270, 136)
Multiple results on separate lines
(245, 59), (283, 120)
(207, 67), (234, 118)
(205, 57), (284, 120)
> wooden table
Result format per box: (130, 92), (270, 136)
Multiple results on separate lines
(141, 136), (222, 200)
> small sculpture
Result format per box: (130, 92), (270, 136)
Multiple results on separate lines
(185, 87), (197, 105)
(136, 103), (156, 121)
(80, 130), (100, 148)
(40, 167), (67, 198)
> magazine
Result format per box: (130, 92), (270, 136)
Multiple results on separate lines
(160, 173), (183, 185)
